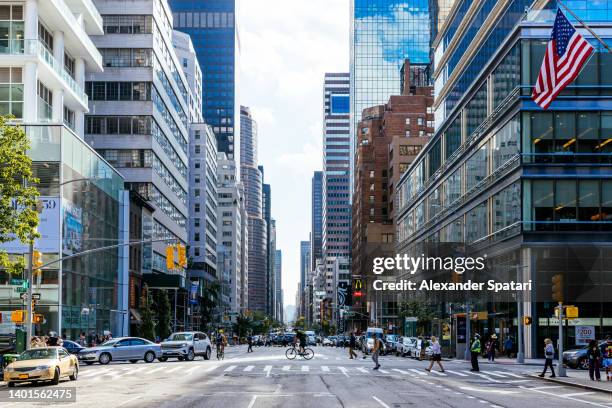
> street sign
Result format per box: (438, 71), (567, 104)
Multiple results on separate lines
(21, 281), (29, 289)
(10, 279), (25, 286)
(15, 287), (27, 293)
(19, 293), (28, 300)
(31, 293), (41, 300)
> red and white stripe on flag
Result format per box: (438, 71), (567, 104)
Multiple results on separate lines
(531, 10), (594, 110)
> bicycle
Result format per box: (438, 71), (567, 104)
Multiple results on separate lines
(285, 345), (314, 360)
(216, 345), (225, 360)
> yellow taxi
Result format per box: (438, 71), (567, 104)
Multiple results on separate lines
(3, 346), (79, 387)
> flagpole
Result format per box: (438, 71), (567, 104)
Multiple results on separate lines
(557, 0), (612, 53)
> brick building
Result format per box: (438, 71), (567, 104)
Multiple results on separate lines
(351, 61), (433, 330)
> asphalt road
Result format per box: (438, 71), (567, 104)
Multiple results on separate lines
(1, 345), (611, 407)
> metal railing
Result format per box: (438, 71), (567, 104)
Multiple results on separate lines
(0, 39), (87, 104)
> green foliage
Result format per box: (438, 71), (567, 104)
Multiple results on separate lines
(200, 281), (220, 325)
(293, 316), (306, 331)
(140, 285), (156, 341)
(399, 301), (438, 335)
(234, 314), (252, 338)
(0, 117), (39, 274)
(155, 290), (172, 340)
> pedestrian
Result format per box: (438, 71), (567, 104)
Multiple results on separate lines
(426, 336), (444, 373)
(348, 332), (358, 359)
(78, 332), (86, 347)
(487, 334), (498, 362)
(247, 334), (253, 353)
(371, 335), (382, 370)
(503, 336), (513, 358)
(587, 339), (601, 381)
(46, 331), (61, 346)
(603, 337), (612, 381)
(538, 338), (556, 378)
(470, 334), (481, 372)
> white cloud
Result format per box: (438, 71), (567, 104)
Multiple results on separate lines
(239, 0), (349, 311)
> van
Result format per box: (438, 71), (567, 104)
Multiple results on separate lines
(363, 328), (385, 354)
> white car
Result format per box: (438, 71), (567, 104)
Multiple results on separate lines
(160, 332), (212, 361)
(401, 337), (417, 357)
(322, 337), (333, 346)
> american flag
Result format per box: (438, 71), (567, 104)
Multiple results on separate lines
(532, 9), (594, 110)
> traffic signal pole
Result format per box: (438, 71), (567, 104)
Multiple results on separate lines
(557, 302), (566, 377)
(25, 240), (33, 350)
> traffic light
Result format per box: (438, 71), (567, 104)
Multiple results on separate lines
(523, 316), (533, 326)
(166, 245), (175, 270)
(178, 244), (187, 267)
(11, 310), (25, 323)
(33, 314), (44, 324)
(551, 273), (564, 303)
(32, 250), (43, 275)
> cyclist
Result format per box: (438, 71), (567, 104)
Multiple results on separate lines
(298, 331), (306, 354)
(216, 330), (227, 357)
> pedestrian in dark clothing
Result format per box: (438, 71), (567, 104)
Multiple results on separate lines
(349, 332), (358, 359)
(503, 336), (513, 358)
(247, 335), (253, 353)
(587, 339), (602, 381)
(487, 334), (498, 362)
(539, 338), (556, 378)
(470, 334), (481, 372)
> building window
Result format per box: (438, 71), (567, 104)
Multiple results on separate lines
(38, 23), (53, 52)
(103, 15), (153, 34)
(0, 67), (22, 118)
(194, 203), (200, 213)
(101, 48), (152, 68)
(194, 218), (200, 227)
(369, 170), (374, 178)
(405, 118), (410, 125)
(195, 145), (201, 154)
(37, 81), (52, 121)
(194, 233), (200, 242)
(63, 106), (75, 129)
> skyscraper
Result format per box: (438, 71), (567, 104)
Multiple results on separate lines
(274, 249), (283, 322)
(299, 240), (310, 295)
(240, 106), (268, 313)
(350, 0), (430, 191)
(310, 171), (323, 270)
(170, 0), (240, 165)
(322, 73), (351, 316)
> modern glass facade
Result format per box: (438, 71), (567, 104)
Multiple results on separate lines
(395, 2), (612, 357)
(0, 125), (124, 340)
(350, 0), (430, 191)
(311, 171), (323, 270)
(169, 0), (239, 163)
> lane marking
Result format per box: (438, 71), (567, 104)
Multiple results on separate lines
(357, 367), (369, 373)
(378, 369), (390, 374)
(321, 365), (330, 372)
(264, 365), (272, 378)
(145, 366), (166, 375)
(244, 365), (254, 372)
(445, 370), (469, 377)
(392, 368), (412, 376)
(184, 365), (201, 375)
(224, 365), (237, 372)
(493, 371), (524, 378)
(282, 365), (291, 371)
(428, 370), (447, 376)
(462, 370), (500, 383)
(372, 396), (391, 408)
(247, 395), (257, 408)
(562, 392), (595, 397)
(116, 396), (142, 407)
(409, 368), (427, 376)
(482, 371), (507, 378)
(81, 368), (111, 377)
(204, 365), (219, 372)
(301, 365), (309, 372)
(338, 366), (350, 378)
(530, 386), (564, 390)
(520, 385), (609, 408)
(166, 366), (183, 373)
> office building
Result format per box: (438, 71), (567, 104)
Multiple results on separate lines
(352, 62), (433, 328)
(86, 0), (191, 328)
(311, 171), (323, 270)
(395, 1), (612, 357)
(350, 0), (430, 191)
(274, 249), (283, 322)
(240, 105), (267, 313)
(172, 30), (203, 123)
(169, 0), (240, 165)
(262, 179), (274, 316)
(322, 73), (351, 324)
(216, 152), (247, 314)
(0, 0), (128, 338)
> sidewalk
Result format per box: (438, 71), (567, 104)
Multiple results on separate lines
(449, 357), (612, 394)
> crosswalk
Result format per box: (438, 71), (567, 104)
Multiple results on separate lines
(72, 362), (532, 383)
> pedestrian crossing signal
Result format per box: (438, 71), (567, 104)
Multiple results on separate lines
(177, 244), (187, 267)
(166, 245), (175, 270)
(523, 316), (532, 326)
(11, 310), (25, 323)
(33, 314), (44, 324)
(551, 274), (564, 303)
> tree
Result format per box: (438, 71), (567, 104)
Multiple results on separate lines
(399, 301), (438, 335)
(140, 284), (156, 341)
(156, 289), (172, 340)
(0, 117), (39, 274)
(200, 281), (220, 326)
(234, 314), (252, 339)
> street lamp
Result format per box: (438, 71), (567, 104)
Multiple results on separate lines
(516, 265), (529, 364)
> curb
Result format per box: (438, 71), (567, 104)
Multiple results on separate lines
(529, 374), (612, 395)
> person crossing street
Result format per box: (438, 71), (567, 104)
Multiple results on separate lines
(470, 334), (481, 372)
(348, 332), (358, 359)
(371, 335), (382, 370)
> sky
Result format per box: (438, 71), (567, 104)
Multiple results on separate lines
(238, 0), (349, 315)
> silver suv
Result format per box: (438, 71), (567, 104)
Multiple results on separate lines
(159, 332), (212, 361)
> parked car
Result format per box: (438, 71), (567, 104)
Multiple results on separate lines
(335, 335), (348, 348)
(362, 328), (386, 355)
(79, 337), (162, 365)
(400, 337), (417, 357)
(62, 340), (86, 356)
(305, 331), (317, 346)
(322, 337), (333, 346)
(563, 341), (606, 370)
(284, 333), (296, 346)
(410, 338), (433, 360)
(328, 336), (337, 346)
(384, 335), (400, 355)
(159, 332), (212, 362)
(4, 347), (78, 387)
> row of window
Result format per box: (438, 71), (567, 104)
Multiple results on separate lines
(103, 15), (153, 35)
(173, 12), (235, 29)
(85, 81), (151, 101)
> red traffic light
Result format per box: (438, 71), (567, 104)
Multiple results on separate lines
(354, 291), (362, 297)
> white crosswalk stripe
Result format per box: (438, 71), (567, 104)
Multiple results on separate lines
(244, 365), (254, 372)
(445, 370), (469, 377)
(166, 366), (183, 373)
(409, 368), (428, 376)
(392, 368), (412, 376)
(321, 365), (330, 372)
(282, 365), (291, 371)
(224, 365), (237, 372)
(301, 365), (309, 372)
(357, 367), (369, 373)
(378, 369), (390, 374)
(482, 371), (508, 378)
(493, 371), (524, 378)
(428, 370), (447, 376)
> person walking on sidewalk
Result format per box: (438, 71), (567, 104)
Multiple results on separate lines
(603, 337), (612, 381)
(503, 336), (513, 358)
(539, 338), (556, 378)
(348, 332), (358, 359)
(426, 336), (444, 373)
(372, 335), (382, 370)
(487, 334), (498, 362)
(470, 334), (481, 372)
(587, 339), (601, 381)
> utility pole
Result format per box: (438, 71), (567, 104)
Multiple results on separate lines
(464, 303), (471, 361)
(557, 303), (566, 377)
(25, 240), (34, 350)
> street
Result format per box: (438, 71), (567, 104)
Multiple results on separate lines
(1, 345), (610, 408)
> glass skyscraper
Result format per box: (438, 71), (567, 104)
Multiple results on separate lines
(170, 0), (240, 164)
(350, 0), (430, 191)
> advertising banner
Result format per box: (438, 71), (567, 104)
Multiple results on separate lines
(62, 200), (83, 256)
(575, 325), (596, 345)
(0, 197), (60, 253)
